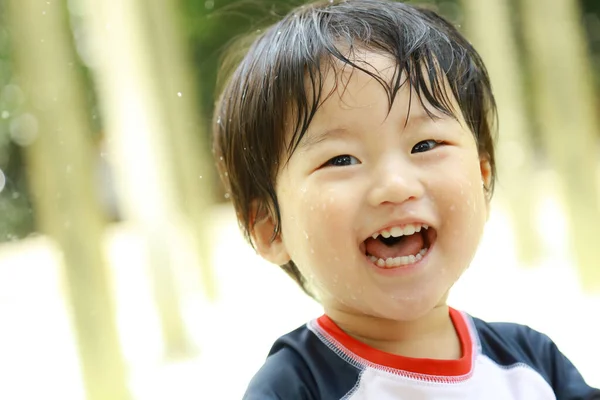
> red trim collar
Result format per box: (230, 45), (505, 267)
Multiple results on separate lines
(316, 307), (472, 376)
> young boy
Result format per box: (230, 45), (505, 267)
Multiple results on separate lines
(213, 0), (600, 398)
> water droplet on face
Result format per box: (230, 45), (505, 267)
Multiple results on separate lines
(450, 204), (455, 211)
(303, 231), (309, 239)
(310, 248), (314, 254)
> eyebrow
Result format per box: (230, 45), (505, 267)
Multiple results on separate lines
(297, 128), (350, 152)
(296, 111), (446, 152)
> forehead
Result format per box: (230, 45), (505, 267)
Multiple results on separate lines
(303, 50), (461, 129)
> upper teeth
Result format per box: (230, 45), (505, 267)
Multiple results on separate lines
(371, 223), (428, 239)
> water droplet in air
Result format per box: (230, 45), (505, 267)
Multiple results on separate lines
(1, 111), (9, 119)
(0, 169), (6, 193)
(177, 92), (182, 97)
(10, 113), (39, 146)
(199, 175), (203, 179)
(224, 192), (231, 199)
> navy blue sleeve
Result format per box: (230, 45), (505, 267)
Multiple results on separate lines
(242, 346), (317, 400)
(475, 319), (600, 400)
(541, 334), (600, 400)
(242, 324), (362, 400)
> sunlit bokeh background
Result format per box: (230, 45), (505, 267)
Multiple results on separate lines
(0, 0), (599, 399)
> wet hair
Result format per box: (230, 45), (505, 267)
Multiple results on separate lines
(213, 0), (497, 298)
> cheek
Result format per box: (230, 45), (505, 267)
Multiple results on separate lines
(434, 156), (488, 233)
(282, 185), (363, 285)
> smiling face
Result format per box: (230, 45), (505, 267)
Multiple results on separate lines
(254, 52), (491, 322)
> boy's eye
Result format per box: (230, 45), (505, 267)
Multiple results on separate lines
(411, 140), (441, 154)
(324, 155), (360, 167)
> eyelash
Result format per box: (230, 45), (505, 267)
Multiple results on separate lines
(324, 154), (360, 167)
(411, 139), (442, 154)
(323, 140), (442, 167)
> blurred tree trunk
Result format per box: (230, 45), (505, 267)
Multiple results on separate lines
(521, 0), (600, 291)
(141, 0), (218, 301)
(461, 0), (542, 265)
(6, 1), (130, 400)
(80, 0), (198, 358)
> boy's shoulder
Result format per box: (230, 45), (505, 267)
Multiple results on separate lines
(243, 322), (362, 400)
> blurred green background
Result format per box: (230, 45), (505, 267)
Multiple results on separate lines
(0, 0), (599, 399)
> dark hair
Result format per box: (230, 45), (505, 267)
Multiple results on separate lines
(213, 0), (497, 298)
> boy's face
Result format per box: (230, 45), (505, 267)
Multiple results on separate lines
(255, 52), (491, 321)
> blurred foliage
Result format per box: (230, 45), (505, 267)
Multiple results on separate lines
(582, 0), (600, 91)
(0, 1), (34, 242)
(0, 0), (598, 243)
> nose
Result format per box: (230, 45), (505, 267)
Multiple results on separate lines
(367, 155), (425, 207)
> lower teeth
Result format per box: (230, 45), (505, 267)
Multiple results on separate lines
(369, 248), (428, 268)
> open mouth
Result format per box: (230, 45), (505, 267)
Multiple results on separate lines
(363, 224), (436, 268)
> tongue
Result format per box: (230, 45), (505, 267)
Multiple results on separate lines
(365, 233), (424, 260)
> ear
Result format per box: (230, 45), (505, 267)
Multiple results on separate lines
(479, 156), (492, 191)
(479, 156), (493, 219)
(250, 201), (291, 265)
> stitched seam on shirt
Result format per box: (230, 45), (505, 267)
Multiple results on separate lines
(307, 319), (474, 384)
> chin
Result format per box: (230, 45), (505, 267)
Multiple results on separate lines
(362, 295), (445, 322)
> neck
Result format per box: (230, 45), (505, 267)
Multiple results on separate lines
(324, 304), (460, 360)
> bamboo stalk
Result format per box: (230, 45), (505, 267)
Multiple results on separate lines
(461, 0), (542, 265)
(5, 1), (130, 399)
(140, 0), (218, 301)
(521, 0), (600, 291)
(79, 0), (194, 357)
